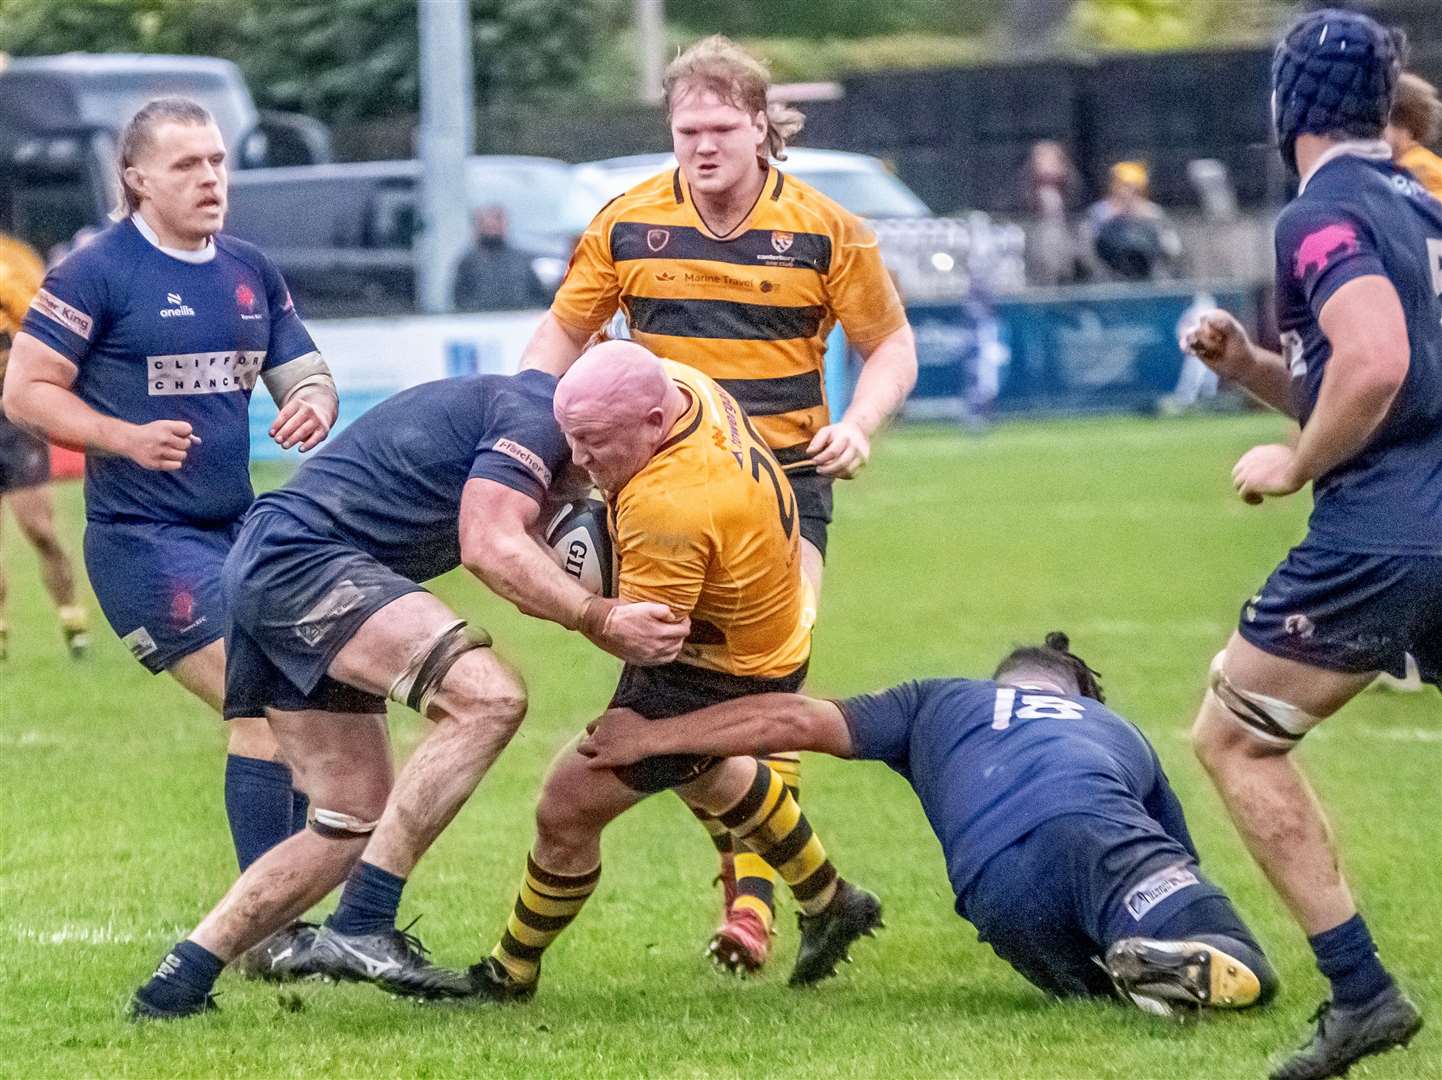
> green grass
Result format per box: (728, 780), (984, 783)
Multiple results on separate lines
(1, 413), (1438, 1078)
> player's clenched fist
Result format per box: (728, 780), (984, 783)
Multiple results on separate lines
(125, 419), (199, 471)
(1232, 443), (1304, 504)
(603, 601), (690, 666)
(808, 420), (871, 479)
(1181, 309), (1254, 381)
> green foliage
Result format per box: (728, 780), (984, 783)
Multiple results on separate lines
(0, 0), (608, 121)
(740, 33), (991, 82)
(666, 0), (1007, 39)
(1068, 0), (1287, 51)
(2, 414), (1440, 1077)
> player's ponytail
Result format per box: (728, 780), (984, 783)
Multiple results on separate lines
(111, 97), (216, 220)
(993, 631), (1106, 703)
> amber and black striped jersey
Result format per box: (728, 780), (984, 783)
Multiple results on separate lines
(552, 164), (907, 465)
(611, 360), (810, 680)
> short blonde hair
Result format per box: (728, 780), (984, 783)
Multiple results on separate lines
(663, 35), (804, 161)
(1391, 72), (1441, 146)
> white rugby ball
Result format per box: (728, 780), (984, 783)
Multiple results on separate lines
(545, 498), (617, 597)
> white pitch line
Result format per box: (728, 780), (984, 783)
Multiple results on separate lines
(0, 730), (60, 749)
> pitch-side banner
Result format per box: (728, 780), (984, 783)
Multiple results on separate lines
(249, 309), (544, 462)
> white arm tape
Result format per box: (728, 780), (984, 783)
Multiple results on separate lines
(263, 351), (336, 406)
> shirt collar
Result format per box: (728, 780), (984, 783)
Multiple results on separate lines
(1297, 139), (1393, 196)
(130, 211), (217, 264)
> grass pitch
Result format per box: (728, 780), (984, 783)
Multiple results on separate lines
(1, 413), (1438, 1078)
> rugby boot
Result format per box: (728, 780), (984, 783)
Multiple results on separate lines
(466, 955), (538, 1003)
(1270, 986), (1423, 1080)
(59, 606), (90, 659)
(708, 906), (771, 974)
(789, 879), (882, 986)
(307, 920), (472, 999)
(233, 920), (321, 982)
(1104, 937), (1268, 1017)
(127, 987), (217, 1021)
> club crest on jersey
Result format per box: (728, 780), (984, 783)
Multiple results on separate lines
(771, 230), (795, 254)
(160, 292), (196, 318)
(646, 228), (670, 253)
(235, 283), (256, 311)
(1294, 224), (1357, 280)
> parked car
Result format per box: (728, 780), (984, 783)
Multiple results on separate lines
(226, 155), (603, 316)
(0, 53), (329, 258)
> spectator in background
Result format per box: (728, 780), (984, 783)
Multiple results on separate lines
(452, 205), (548, 312)
(1019, 140), (1084, 286)
(1384, 72), (1442, 200)
(1083, 161), (1181, 282)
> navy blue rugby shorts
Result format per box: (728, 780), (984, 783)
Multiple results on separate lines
(1238, 535), (1442, 687)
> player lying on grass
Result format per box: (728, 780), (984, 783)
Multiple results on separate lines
(581, 632), (1279, 1017)
(1181, 10), (1430, 1079)
(128, 368), (688, 1019)
(463, 341), (882, 1002)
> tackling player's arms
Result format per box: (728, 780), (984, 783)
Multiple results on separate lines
(578, 693), (853, 768)
(458, 476), (689, 665)
(3, 331), (198, 470)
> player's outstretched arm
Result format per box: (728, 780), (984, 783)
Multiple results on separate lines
(518, 311), (592, 376)
(809, 323), (918, 479)
(4, 332), (197, 470)
(459, 477), (688, 664)
(1181, 309), (1295, 417)
(579, 695), (853, 768)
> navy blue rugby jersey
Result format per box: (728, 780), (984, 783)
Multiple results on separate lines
(254, 370), (570, 584)
(20, 216), (318, 526)
(1275, 145), (1442, 555)
(838, 678), (1187, 910)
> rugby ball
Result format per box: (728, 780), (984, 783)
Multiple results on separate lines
(545, 498), (617, 597)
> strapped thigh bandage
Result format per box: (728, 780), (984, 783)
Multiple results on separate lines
(387, 619), (493, 715)
(310, 807), (380, 839)
(1206, 651), (1322, 748)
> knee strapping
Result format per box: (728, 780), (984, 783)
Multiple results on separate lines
(387, 619), (493, 714)
(310, 807), (380, 839)
(1207, 652), (1321, 748)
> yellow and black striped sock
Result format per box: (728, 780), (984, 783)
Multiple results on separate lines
(732, 754), (802, 927)
(491, 853), (600, 984)
(690, 804), (735, 857)
(721, 758), (836, 916)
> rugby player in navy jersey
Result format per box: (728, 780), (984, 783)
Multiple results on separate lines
(1180, 11), (1432, 1078)
(126, 368), (688, 1018)
(3, 99), (337, 967)
(580, 633), (1278, 1018)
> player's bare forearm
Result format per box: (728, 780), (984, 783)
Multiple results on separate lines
(582, 695), (853, 767)
(1234, 346), (1297, 417)
(1294, 276), (1409, 481)
(843, 324), (918, 437)
(465, 527), (595, 631)
(519, 311), (591, 376)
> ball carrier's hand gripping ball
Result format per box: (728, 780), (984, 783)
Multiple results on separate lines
(545, 498), (617, 597)
(1272, 8), (1404, 176)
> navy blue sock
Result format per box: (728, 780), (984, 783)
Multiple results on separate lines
(290, 788), (310, 837)
(138, 939), (224, 1010)
(224, 755), (296, 871)
(326, 861), (407, 937)
(1309, 913), (1394, 1006)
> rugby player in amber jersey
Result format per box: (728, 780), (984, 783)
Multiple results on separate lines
(521, 35), (918, 971)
